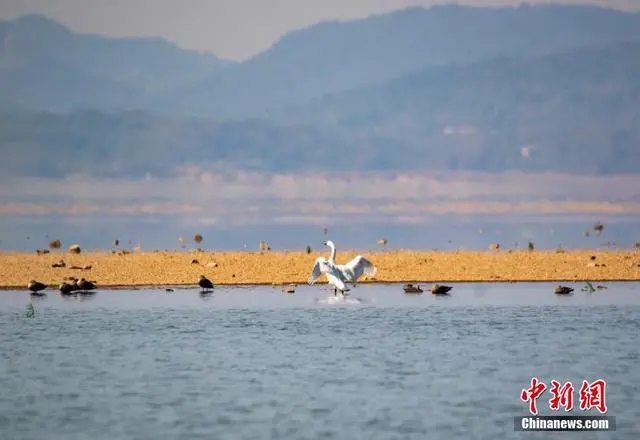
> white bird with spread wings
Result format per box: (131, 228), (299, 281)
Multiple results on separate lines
(307, 240), (377, 295)
(308, 256), (350, 296)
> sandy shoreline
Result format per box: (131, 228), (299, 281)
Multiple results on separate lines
(2, 249), (639, 290)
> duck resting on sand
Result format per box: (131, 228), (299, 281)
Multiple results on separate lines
(323, 240), (377, 287)
(308, 257), (350, 296)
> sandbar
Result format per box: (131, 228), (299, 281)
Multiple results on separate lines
(1, 249), (639, 290)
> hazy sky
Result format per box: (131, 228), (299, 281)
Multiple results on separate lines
(1, 0), (638, 60)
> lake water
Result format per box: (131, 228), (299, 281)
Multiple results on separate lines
(1, 282), (639, 440)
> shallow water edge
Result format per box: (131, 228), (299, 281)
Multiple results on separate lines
(3, 278), (639, 291)
(4, 282), (640, 311)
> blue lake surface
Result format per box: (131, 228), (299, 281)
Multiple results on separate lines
(1, 282), (639, 439)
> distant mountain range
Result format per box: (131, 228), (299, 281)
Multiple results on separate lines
(0, 14), (232, 111)
(1, 4), (640, 177)
(277, 41), (640, 174)
(157, 4), (640, 118)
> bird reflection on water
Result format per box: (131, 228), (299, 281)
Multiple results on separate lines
(199, 291), (213, 300)
(59, 291), (98, 302)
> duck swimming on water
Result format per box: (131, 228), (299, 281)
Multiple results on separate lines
(282, 284), (296, 294)
(554, 285), (574, 295)
(59, 281), (76, 296)
(431, 284), (453, 295)
(77, 278), (96, 293)
(403, 284), (423, 294)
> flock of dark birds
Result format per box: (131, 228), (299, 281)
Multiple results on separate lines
(402, 283), (453, 295)
(25, 276), (595, 299)
(28, 278), (97, 297)
(27, 275), (215, 298)
(401, 284), (598, 296)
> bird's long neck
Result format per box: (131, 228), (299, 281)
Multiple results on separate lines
(328, 243), (336, 262)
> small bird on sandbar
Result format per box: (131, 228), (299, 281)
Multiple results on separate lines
(431, 284), (453, 295)
(198, 275), (214, 293)
(28, 280), (47, 296)
(554, 285), (574, 295)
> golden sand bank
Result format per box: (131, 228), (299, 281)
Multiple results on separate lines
(1, 249), (640, 289)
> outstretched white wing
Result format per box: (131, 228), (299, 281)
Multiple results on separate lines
(308, 257), (329, 285)
(343, 255), (377, 280)
(308, 257), (348, 291)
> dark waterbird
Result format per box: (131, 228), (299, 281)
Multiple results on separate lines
(431, 284), (453, 295)
(198, 275), (214, 293)
(76, 278), (97, 293)
(59, 281), (76, 296)
(28, 280), (47, 296)
(555, 285), (574, 295)
(403, 283), (423, 294)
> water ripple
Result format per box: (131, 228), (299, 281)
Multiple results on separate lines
(1, 283), (639, 439)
